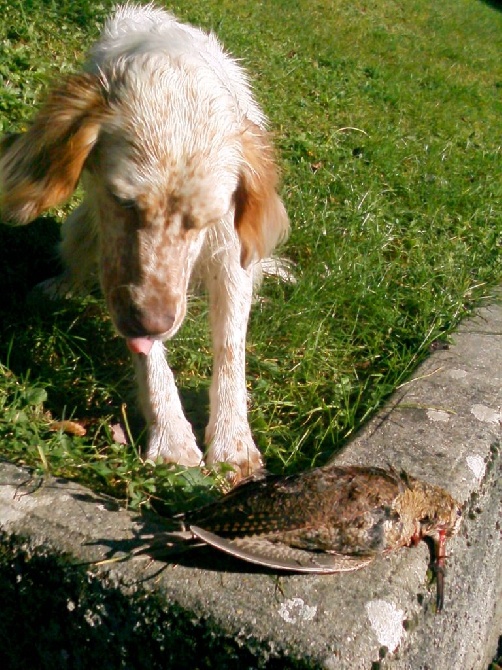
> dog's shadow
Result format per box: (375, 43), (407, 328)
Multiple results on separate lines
(0, 216), (62, 307)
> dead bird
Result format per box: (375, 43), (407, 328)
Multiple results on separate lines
(176, 465), (462, 611)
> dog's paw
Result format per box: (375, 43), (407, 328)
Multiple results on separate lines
(226, 449), (264, 484)
(205, 428), (264, 484)
(146, 423), (204, 467)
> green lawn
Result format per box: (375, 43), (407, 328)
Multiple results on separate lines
(0, 0), (501, 511)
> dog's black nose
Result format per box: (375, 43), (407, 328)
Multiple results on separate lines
(116, 307), (175, 339)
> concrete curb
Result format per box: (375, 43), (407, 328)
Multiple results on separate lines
(1, 297), (501, 669)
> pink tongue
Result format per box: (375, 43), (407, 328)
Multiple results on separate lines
(126, 337), (154, 355)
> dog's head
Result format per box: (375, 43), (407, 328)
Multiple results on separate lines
(0, 68), (288, 346)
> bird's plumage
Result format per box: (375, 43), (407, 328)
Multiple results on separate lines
(179, 464), (461, 608)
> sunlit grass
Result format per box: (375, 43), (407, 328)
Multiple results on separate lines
(0, 0), (500, 511)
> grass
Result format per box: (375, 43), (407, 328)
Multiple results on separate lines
(0, 0), (501, 513)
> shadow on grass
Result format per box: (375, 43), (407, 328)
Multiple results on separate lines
(0, 218), (129, 417)
(0, 217), (62, 307)
(479, 0), (502, 12)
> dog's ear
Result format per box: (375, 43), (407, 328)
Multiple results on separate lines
(0, 73), (107, 224)
(234, 123), (289, 268)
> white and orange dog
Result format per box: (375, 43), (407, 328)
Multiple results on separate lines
(0, 4), (288, 479)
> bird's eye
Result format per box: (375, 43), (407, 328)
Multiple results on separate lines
(182, 213), (196, 231)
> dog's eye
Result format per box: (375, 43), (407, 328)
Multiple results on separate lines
(115, 196), (137, 210)
(108, 190), (137, 210)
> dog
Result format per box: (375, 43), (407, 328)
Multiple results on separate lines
(0, 4), (289, 480)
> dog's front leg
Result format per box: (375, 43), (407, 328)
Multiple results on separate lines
(204, 261), (263, 481)
(133, 341), (204, 467)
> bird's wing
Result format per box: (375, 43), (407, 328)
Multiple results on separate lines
(189, 526), (375, 573)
